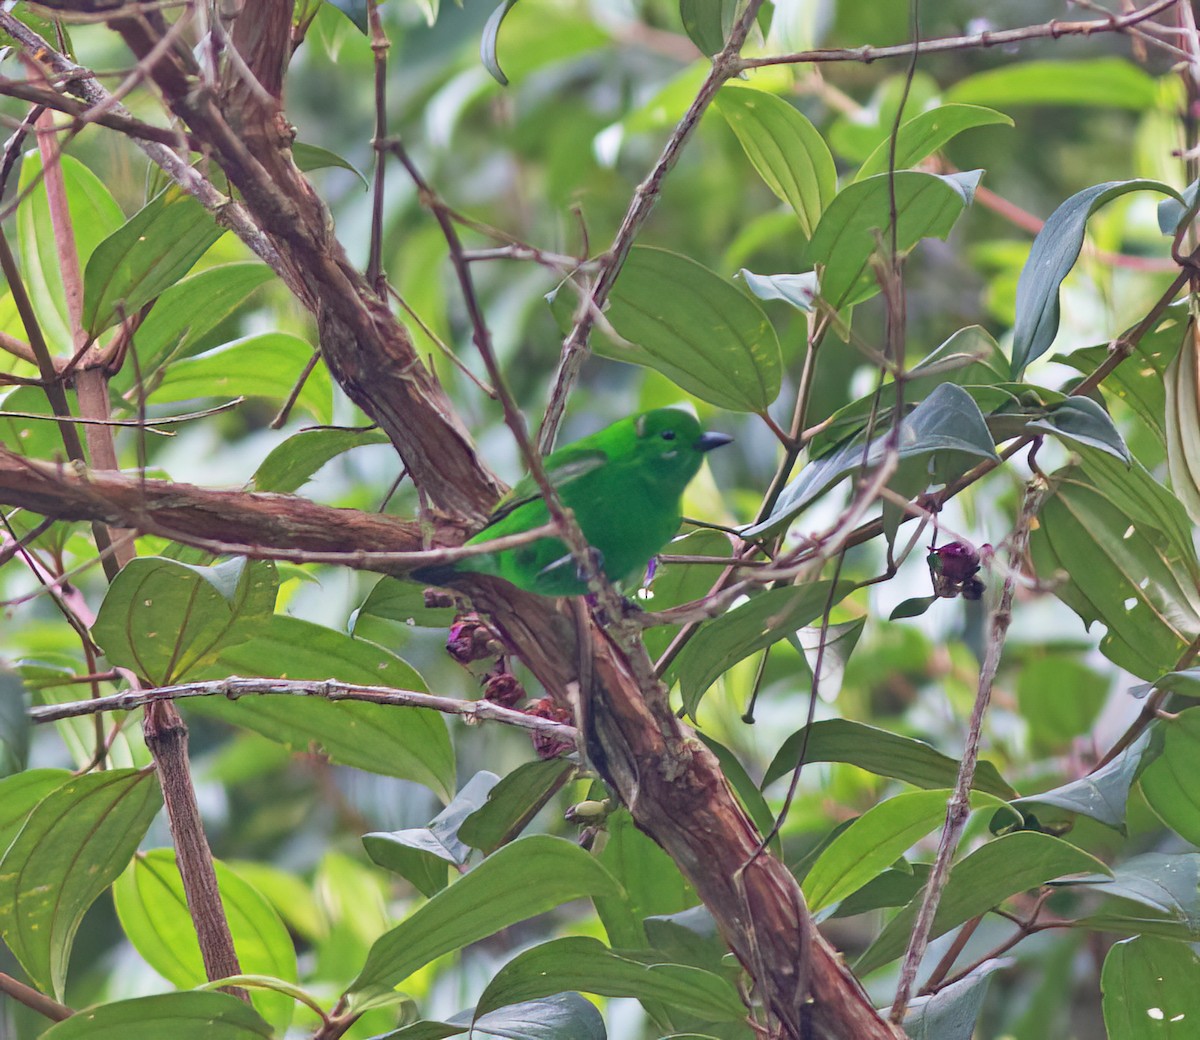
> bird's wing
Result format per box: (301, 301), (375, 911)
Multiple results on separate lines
(486, 447), (608, 524)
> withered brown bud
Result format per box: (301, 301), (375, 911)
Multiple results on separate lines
(446, 612), (504, 664)
(524, 697), (575, 760)
(482, 669), (525, 708)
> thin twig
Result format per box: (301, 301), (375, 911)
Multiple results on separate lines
(889, 475), (1049, 1022)
(29, 677), (579, 741)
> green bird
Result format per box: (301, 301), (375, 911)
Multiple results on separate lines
(414, 408), (732, 596)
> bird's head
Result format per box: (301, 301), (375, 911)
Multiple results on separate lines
(631, 408), (733, 486)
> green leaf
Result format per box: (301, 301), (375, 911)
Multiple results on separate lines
(457, 759), (575, 854)
(187, 615), (454, 801)
(594, 808), (693, 950)
(809, 170), (979, 312)
(1079, 853), (1200, 940)
(668, 580), (852, 717)
(1031, 452), (1200, 680)
(1010, 179), (1181, 379)
(764, 719), (1016, 799)
(890, 596), (938, 620)
(749, 382), (999, 536)
(856, 104), (1012, 180)
(737, 269), (817, 312)
(855, 832), (1109, 975)
(326, 0), (368, 32)
(946, 57), (1158, 110)
(695, 733), (779, 856)
(364, 771), (501, 897)
(113, 263), (276, 388)
(1139, 710), (1200, 845)
(0, 768), (162, 998)
(347, 836), (621, 1006)
(92, 557), (278, 685)
(354, 577), (459, 633)
(379, 994), (605, 1040)
(17, 152), (124, 351)
(40, 992), (273, 1040)
(252, 427), (392, 493)
(642, 529), (735, 660)
(292, 141), (369, 189)
(0, 768), (73, 857)
(600, 246), (782, 412)
(1165, 321), (1200, 523)
(679, 0), (736, 56)
(84, 184), (225, 336)
(803, 789), (1013, 912)
(1056, 311), (1188, 455)
(1102, 936), (1200, 1038)
(475, 936), (745, 1022)
(0, 669), (30, 777)
(152, 332), (333, 425)
(901, 959), (1006, 1040)
(1025, 396), (1130, 463)
(713, 85), (837, 237)
(481, 0), (520, 85)
(1010, 733), (1147, 831)
(113, 850), (297, 1035)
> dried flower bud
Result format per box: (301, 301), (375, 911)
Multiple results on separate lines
(423, 588), (455, 609)
(446, 612), (503, 664)
(482, 669), (525, 708)
(524, 697), (575, 759)
(928, 541), (981, 584)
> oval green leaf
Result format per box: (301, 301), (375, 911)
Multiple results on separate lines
(856, 103), (1012, 181)
(713, 85), (837, 237)
(1139, 709), (1200, 846)
(0, 768), (162, 998)
(84, 184), (225, 336)
(187, 615), (454, 802)
(92, 557), (279, 686)
(475, 935), (745, 1022)
(1010, 179), (1181, 379)
(601, 246), (781, 412)
(1102, 936), (1200, 1039)
(347, 835), (621, 1006)
(40, 992), (272, 1040)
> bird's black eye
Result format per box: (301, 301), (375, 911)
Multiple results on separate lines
(660, 430), (676, 441)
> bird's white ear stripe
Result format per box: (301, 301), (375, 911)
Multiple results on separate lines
(635, 413), (648, 438)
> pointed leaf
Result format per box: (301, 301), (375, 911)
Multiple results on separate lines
(1102, 936), (1200, 1038)
(84, 184), (225, 336)
(804, 789), (1013, 912)
(947, 57), (1157, 110)
(679, 0), (737, 56)
(1031, 452), (1200, 680)
(1165, 319), (1200, 523)
(809, 170), (980, 312)
(0, 669), (30, 777)
(737, 269), (817, 311)
(475, 936), (745, 1022)
(901, 960), (1007, 1040)
(857, 104), (1012, 180)
(855, 832), (1109, 975)
(348, 836), (621, 1006)
(669, 580), (852, 717)
(457, 759), (574, 854)
(1011, 179), (1181, 378)
(600, 246), (781, 412)
(40, 992), (272, 1040)
(764, 719), (1016, 799)
(0, 768), (162, 998)
(713, 85), (837, 237)
(749, 382), (998, 536)
(1139, 709), (1200, 845)
(187, 615), (454, 801)
(92, 557), (278, 685)
(253, 427), (392, 493)
(152, 332), (333, 424)
(481, 0), (520, 85)
(112, 850), (297, 1034)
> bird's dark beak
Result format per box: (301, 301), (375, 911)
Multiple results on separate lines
(694, 431), (733, 453)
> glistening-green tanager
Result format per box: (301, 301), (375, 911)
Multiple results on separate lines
(414, 408), (732, 596)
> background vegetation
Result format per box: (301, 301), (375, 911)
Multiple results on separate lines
(1, 1), (1198, 1038)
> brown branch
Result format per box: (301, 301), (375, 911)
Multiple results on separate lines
(28, 677), (579, 741)
(739, 0), (1180, 69)
(0, 972), (72, 1022)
